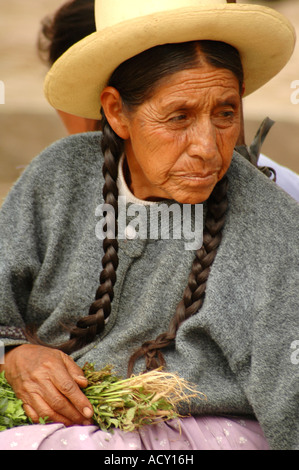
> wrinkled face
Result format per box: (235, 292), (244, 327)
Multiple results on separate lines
(109, 62), (242, 204)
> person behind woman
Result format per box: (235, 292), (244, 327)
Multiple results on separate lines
(0, 0), (298, 450)
(38, 0), (100, 134)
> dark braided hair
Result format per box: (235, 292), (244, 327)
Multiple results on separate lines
(69, 114), (122, 347)
(27, 40), (243, 373)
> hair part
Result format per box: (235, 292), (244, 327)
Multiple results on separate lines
(108, 40), (243, 111)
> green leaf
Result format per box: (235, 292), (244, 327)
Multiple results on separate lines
(123, 405), (137, 425)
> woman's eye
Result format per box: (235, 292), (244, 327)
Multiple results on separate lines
(170, 114), (187, 122)
(213, 109), (237, 128)
(220, 111), (234, 118)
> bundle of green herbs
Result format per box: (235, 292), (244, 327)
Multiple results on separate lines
(0, 364), (204, 432)
(0, 371), (30, 431)
(82, 364), (204, 432)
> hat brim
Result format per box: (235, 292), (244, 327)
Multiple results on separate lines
(44, 4), (296, 119)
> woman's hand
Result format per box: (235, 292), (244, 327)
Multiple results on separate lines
(1, 344), (94, 427)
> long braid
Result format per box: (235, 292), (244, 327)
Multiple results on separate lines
(69, 113), (123, 348)
(127, 175), (229, 376)
(85, 116), (122, 318)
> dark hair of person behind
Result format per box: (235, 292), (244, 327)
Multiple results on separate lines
(37, 0), (96, 66)
(27, 40), (243, 376)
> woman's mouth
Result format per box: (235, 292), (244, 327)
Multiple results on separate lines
(175, 172), (218, 185)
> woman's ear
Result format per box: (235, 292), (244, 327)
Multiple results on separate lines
(241, 83), (245, 97)
(100, 87), (130, 139)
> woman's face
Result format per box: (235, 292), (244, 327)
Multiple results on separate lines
(107, 62), (242, 204)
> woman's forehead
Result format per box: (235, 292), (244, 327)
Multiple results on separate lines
(148, 65), (241, 105)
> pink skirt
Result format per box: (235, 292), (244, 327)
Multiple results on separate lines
(0, 415), (269, 450)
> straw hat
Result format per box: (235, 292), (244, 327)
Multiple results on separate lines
(44, 0), (296, 119)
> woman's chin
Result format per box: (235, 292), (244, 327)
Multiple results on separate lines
(170, 187), (215, 205)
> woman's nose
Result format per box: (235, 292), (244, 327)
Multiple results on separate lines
(187, 118), (217, 161)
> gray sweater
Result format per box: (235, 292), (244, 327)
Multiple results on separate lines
(0, 132), (298, 450)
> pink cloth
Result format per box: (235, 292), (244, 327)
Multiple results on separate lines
(0, 415), (270, 450)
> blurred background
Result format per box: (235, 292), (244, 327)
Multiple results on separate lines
(0, 0), (298, 205)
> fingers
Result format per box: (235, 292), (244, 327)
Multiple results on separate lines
(23, 400), (85, 427)
(73, 374), (89, 388)
(22, 403), (39, 423)
(4, 345), (94, 426)
(22, 399), (71, 426)
(60, 355), (94, 420)
(53, 375), (94, 422)
(22, 382), (93, 427)
(62, 353), (88, 386)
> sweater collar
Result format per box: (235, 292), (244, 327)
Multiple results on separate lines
(117, 154), (156, 206)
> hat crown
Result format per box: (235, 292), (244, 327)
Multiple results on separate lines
(46, 0), (295, 120)
(95, 0), (227, 31)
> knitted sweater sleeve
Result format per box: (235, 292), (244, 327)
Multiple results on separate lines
(0, 132), (103, 348)
(0, 156), (42, 346)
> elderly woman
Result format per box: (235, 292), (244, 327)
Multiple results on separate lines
(0, 0), (298, 451)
